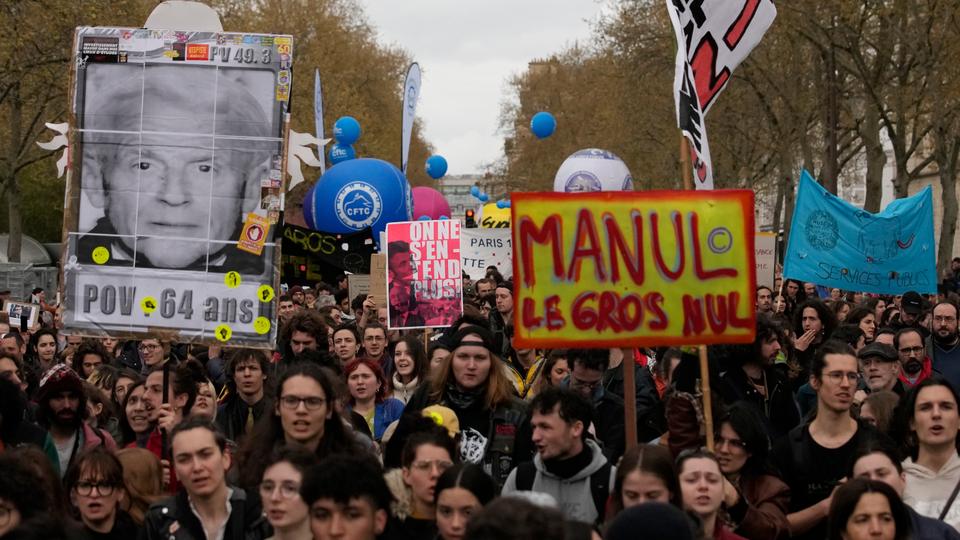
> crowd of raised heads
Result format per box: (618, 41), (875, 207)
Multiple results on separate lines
(6, 264), (960, 540)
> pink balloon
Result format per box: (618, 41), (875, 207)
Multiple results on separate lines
(412, 186), (451, 220)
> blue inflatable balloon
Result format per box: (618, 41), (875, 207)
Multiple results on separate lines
(530, 111), (557, 139)
(329, 143), (355, 165)
(496, 199), (506, 209)
(470, 186), (480, 197)
(439, 215), (449, 220)
(479, 193), (489, 203)
(425, 155), (448, 179)
(333, 116), (361, 145)
(418, 215), (431, 221)
(304, 158), (412, 244)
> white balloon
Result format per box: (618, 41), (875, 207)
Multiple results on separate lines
(553, 148), (634, 193)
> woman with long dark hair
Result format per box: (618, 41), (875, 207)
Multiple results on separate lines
(391, 335), (428, 404)
(434, 464), (497, 540)
(715, 402), (790, 540)
(827, 478), (911, 540)
(608, 443), (681, 520)
(235, 362), (370, 491)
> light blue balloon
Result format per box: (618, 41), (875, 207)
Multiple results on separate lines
(418, 215), (431, 221)
(333, 116), (361, 145)
(530, 111), (557, 139)
(479, 193), (489, 203)
(470, 186), (480, 197)
(439, 215), (449, 220)
(425, 155), (448, 180)
(496, 200), (506, 209)
(329, 143), (356, 165)
(305, 158), (412, 246)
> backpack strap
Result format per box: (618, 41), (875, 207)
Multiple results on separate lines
(514, 461), (537, 491)
(589, 461), (613, 523)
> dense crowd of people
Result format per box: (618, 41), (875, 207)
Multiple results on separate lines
(6, 265), (960, 540)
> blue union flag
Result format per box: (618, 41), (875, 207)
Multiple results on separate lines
(783, 170), (936, 294)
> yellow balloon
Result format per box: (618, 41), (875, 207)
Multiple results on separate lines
(479, 203), (511, 229)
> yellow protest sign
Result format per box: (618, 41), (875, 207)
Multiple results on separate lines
(511, 191), (756, 348)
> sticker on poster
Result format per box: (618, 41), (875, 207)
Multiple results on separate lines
(257, 285), (275, 303)
(278, 70), (290, 85)
(215, 324), (232, 342)
(267, 210), (280, 224)
(237, 213), (271, 256)
(81, 36), (120, 63)
(276, 85), (289, 102)
(186, 43), (209, 61)
(277, 43), (291, 55)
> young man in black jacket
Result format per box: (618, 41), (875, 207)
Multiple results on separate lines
(719, 314), (801, 440)
(141, 417), (270, 540)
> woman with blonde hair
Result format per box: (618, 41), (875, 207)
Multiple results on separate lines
(114, 447), (164, 525)
(406, 326), (526, 489)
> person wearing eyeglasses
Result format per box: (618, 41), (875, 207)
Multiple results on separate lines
(895, 328), (932, 388)
(64, 447), (136, 539)
(561, 349), (625, 462)
(383, 429), (458, 540)
(770, 340), (880, 540)
(143, 417), (271, 540)
(714, 402), (790, 540)
(502, 387), (614, 526)
(235, 362), (372, 493)
(929, 302), (960, 390)
(260, 445), (319, 540)
(137, 338), (169, 376)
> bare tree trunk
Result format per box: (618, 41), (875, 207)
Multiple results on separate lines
(861, 102), (886, 213)
(821, 42), (840, 194)
(934, 124), (960, 277)
(781, 151), (797, 250)
(5, 82), (22, 263)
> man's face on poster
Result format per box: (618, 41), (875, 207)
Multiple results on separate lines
(89, 141), (257, 268)
(81, 65), (271, 269)
(390, 251), (414, 282)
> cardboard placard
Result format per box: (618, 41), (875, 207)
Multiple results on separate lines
(368, 254), (387, 309)
(512, 191), (757, 348)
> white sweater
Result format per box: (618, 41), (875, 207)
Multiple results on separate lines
(903, 453), (960, 531)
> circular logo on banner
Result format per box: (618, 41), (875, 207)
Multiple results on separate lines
(564, 171), (601, 193)
(805, 210), (839, 251)
(335, 181), (382, 230)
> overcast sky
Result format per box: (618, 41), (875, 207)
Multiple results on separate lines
(359, 1), (607, 175)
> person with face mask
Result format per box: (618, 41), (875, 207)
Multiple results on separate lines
(929, 302), (960, 390)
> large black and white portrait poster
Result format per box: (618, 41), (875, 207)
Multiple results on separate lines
(61, 27), (293, 348)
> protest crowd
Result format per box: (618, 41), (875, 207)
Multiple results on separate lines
(4, 267), (960, 540)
